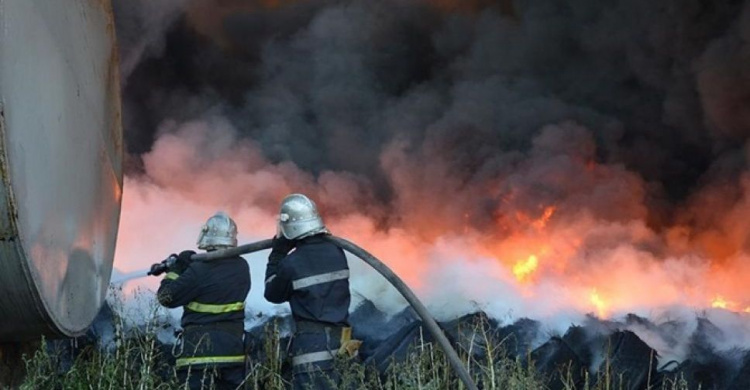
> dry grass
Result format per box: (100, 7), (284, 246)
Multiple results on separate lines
(20, 295), (694, 390)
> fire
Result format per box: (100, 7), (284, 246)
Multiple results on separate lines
(532, 206), (556, 230)
(589, 289), (609, 318)
(116, 124), (750, 323)
(711, 296), (749, 313)
(711, 296), (729, 309)
(512, 255), (538, 282)
(507, 205), (557, 232)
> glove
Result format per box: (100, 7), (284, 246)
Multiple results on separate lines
(171, 250), (195, 274)
(268, 235), (295, 264)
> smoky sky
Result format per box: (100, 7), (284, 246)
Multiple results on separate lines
(114, 0), (750, 233)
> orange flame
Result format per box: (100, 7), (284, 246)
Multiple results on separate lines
(711, 296), (749, 313)
(512, 255), (538, 282)
(590, 289), (609, 318)
(711, 296), (729, 309)
(532, 206), (557, 230)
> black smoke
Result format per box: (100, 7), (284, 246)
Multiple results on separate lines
(114, 0), (750, 241)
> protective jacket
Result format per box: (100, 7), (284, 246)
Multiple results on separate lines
(264, 235), (350, 324)
(264, 235), (352, 388)
(157, 255), (250, 370)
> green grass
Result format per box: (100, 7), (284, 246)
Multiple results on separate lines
(18, 295), (695, 390)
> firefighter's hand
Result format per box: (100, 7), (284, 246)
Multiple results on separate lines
(272, 235), (295, 253)
(171, 250), (195, 274)
(269, 235), (294, 263)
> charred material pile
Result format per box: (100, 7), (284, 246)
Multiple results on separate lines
(244, 300), (750, 389)
(46, 299), (750, 389)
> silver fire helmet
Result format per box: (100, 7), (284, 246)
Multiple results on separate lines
(278, 193), (329, 240)
(197, 211), (238, 250)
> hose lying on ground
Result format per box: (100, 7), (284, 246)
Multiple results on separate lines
(191, 235), (478, 390)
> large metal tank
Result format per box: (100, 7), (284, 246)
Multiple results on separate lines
(0, 0), (122, 341)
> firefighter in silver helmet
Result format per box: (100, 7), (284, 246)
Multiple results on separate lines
(152, 211), (250, 389)
(264, 194), (359, 390)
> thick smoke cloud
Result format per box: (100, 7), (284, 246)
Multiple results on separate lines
(120, 0), (748, 207)
(112, 0), (750, 362)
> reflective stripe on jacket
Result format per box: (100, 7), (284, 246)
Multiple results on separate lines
(176, 355), (246, 368)
(186, 301), (245, 314)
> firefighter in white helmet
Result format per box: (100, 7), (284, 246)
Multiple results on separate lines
(152, 211), (250, 389)
(264, 194), (358, 390)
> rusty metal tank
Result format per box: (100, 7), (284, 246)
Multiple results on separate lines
(0, 0), (122, 341)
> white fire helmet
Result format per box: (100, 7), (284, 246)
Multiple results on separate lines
(278, 193), (329, 240)
(197, 211), (238, 250)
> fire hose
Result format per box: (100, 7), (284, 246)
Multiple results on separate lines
(190, 235), (479, 390)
